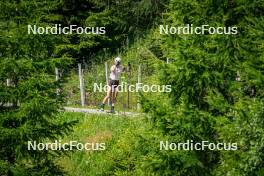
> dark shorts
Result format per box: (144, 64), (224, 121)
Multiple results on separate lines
(108, 80), (119, 89)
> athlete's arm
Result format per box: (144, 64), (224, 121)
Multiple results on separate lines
(122, 62), (131, 72)
(111, 65), (116, 72)
(122, 66), (126, 72)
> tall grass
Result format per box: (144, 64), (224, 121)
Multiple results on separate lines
(56, 112), (158, 175)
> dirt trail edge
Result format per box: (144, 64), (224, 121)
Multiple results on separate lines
(64, 107), (141, 117)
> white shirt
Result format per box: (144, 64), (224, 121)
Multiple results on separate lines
(110, 65), (122, 80)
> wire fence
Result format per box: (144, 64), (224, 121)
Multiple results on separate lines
(59, 61), (148, 112)
(55, 37), (172, 112)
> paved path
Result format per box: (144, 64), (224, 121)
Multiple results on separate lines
(64, 107), (140, 117)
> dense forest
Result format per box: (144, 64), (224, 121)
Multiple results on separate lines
(1, 0), (264, 175)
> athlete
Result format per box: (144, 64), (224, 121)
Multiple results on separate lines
(99, 57), (124, 113)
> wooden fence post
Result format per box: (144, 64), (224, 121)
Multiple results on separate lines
(127, 62), (131, 109)
(78, 63), (85, 107)
(55, 68), (60, 95)
(137, 64), (141, 110)
(6, 79), (11, 107)
(105, 62), (110, 105)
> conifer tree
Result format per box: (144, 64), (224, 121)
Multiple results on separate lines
(142, 0), (264, 175)
(0, 0), (76, 175)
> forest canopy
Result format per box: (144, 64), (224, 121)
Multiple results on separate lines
(0, 0), (264, 175)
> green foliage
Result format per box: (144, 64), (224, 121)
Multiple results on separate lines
(141, 0), (264, 175)
(55, 0), (168, 64)
(1, 0), (264, 175)
(57, 113), (158, 176)
(0, 0), (77, 175)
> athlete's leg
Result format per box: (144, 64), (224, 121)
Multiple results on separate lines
(102, 85), (112, 104)
(109, 86), (119, 113)
(112, 87), (118, 106)
(100, 83), (112, 110)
